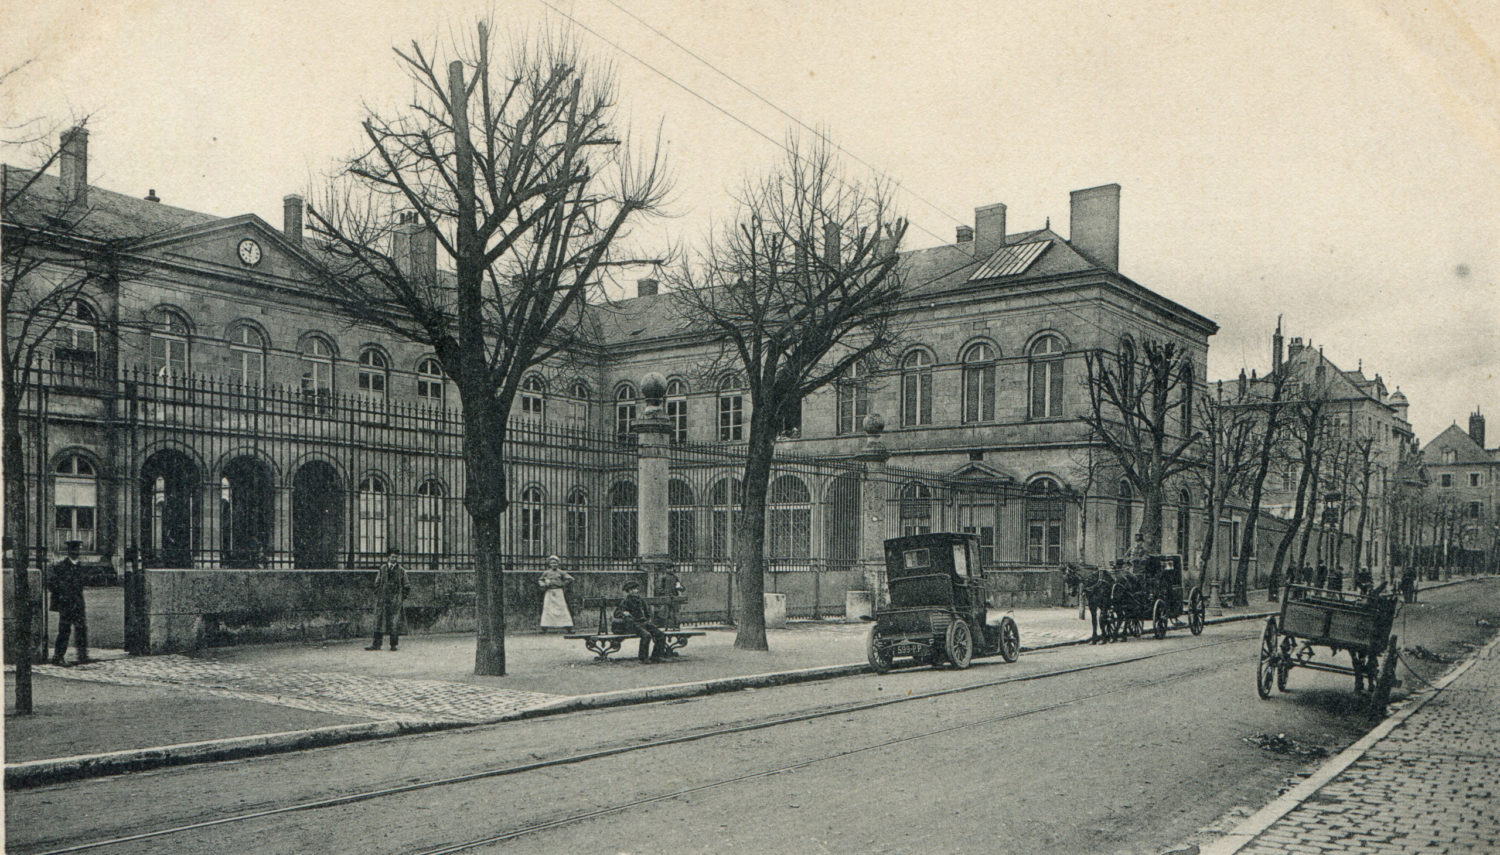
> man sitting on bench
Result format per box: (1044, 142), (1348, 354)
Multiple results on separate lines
(612, 581), (674, 663)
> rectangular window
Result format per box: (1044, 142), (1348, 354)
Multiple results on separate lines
(902, 372), (932, 426)
(1471, 473), (1481, 487)
(520, 506), (543, 555)
(718, 395), (743, 441)
(1030, 361), (1063, 419)
(1441, 474), (1453, 487)
(964, 365), (995, 423)
(565, 507), (588, 557)
(1470, 502), (1483, 519)
(615, 403), (636, 442)
(667, 399), (688, 443)
(836, 384), (867, 435)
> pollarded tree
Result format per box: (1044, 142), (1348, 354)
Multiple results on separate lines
(1083, 336), (1200, 555)
(305, 22), (668, 675)
(670, 138), (907, 651)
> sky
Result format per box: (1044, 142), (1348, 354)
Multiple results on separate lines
(4, 0), (1497, 445)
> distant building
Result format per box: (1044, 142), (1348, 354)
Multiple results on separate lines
(1420, 409), (1499, 566)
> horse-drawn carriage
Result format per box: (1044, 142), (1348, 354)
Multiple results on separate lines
(1081, 555), (1205, 642)
(1257, 582), (1400, 714)
(865, 533), (1022, 672)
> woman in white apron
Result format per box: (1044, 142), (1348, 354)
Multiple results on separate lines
(537, 554), (574, 632)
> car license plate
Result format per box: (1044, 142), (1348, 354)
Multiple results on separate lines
(892, 643), (923, 657)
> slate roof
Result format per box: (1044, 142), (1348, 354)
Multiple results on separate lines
(1423, 424), (1498, 464)
(2, 167), (218, 242)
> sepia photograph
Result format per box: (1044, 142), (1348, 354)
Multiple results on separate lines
(3, 2), (1498, 852)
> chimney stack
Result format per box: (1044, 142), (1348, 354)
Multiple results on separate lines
(392, 211), (436, 284)
(283, 194), (304, 244)
(636, 278), (659, 298)
(1286, 337), (1305, 361)
(145, 189), (160, 203)
(973, 202), (1007, 259)
(955, 224), (974, 244)
(1069, 183), (1120, 271)
(1272, 316), (1284, 374)
(1471, 408), (1487, 448)
(59, 126), (89, 207)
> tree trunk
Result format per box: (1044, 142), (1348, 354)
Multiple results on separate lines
(461, 392), (510, 676)
(1296, 455), (1321, 570)
(1270, 439), (1315, 586)
(1140, 477), (1165, 553)
(3, 385), (35, 713)
(1350, 466), (1371, 572)
(1199, 489), (1219, 590)
(733, 429), (776, 651)
(1234, 410), (1278, 606)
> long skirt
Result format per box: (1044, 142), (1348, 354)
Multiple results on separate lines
(540, 588), (573, 629)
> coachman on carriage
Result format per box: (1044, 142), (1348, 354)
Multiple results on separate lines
(1079, 554), (1205, 643)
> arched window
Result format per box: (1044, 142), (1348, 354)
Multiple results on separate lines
(1176, 488), (1192, 557)
(1028, 335), (1065, 419)
(768, 475), (811, 561)
(901, 350), (933, 427)
(54, 454), (97, 551)
(565, 487), (589, 558)
(962, 342), (996, 423)
(520, 374), (546, 421)
(710, 477), (741, 563)
(519, 485), (544, 556)
(609, 481), (637, 559)
(899, 481), (933, 536)
(666, 378), (688, 444)
(416, 479), (445, 568)
(1180, 360), (1195, 437)
(669, 479), (696, 562)
(357, 474), (389, 556)
(1115, 479), (1134, 558)
(568, 381), (592, 428)
(416, 358), (445, 403)
(228, 324), (266, 388)
(57, 300), (98, 377)
(615, 384), (637, 442)
(1026, 477), (1064, 565)
(717, 375), (744, 441)
(357, 348), (389, 402)
(300, 335), (334, 411)
(150, 307), (191, 380)
(835, 363), (868, 436)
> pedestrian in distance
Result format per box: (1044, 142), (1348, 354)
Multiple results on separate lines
(48, 540), (91, 666)
(367, 545), (409, 651)
(1356, 566), (1373, 595)
(1315, 562), (1329, 589)
(1399, 566), (1418, 604)
(612, 580), (672, 663)
(537, 554), (574, 633)
(1328, 565), (1344, 593)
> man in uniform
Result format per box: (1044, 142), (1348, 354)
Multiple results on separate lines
(48, 541), (91, 666)
(612, 581), (671, 663)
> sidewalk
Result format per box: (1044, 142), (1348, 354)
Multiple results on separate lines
(6, 597), (1278, 787)
(1206, 628), (1500, 854)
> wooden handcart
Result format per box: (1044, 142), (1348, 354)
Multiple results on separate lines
(1256, 583), (1400, 714)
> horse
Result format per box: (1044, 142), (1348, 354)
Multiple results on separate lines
(1069, 564), (1119, 644)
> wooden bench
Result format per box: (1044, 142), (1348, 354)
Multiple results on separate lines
(564, 595), (705, 661)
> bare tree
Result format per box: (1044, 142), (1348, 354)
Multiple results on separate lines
(1192, 377), (1258, 590)
(304, 22), (668, 675)
(4, 114), (159, 711)
(669, 137), (907, 650)
(1230, 365), (1291, 603)
(1268, 380), (1331, 582)
(1082, 336), (1200, 554)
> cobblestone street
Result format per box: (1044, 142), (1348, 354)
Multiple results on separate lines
(32, 656), (566, 724)
(1236, 640), (1500, 854)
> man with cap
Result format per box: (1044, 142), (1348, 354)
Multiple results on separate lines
(366, 545), (409, 651)
(612, 580), (671, 662)
(48, 541), (91, 666)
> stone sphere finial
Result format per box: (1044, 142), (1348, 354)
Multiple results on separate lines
(641, 372), (667, 406)
(862, 412), (885, 436)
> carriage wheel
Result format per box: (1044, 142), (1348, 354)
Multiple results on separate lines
(866, 625), (892, 674)
(1371, 635), (1398, 715)
(997, 616), (1020, 663)
(1188, 588), (1205, 636)
(945, 619), (974, 669)
(1129, 618), (1144, 638)
(1277, 636), (1294, 691)
(1257, 617), (1280, 699)
(1152, 599), (1168, 640)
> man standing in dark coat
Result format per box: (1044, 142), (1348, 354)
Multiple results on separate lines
(366, 546), (409, 651)
(48, 541), (90, 666)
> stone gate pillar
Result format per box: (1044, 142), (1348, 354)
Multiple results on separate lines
(634, 373), (672, 593)
(854, 414), (891, 600)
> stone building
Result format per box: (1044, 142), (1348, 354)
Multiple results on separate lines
(1420, 410), (1499, 568)
(5, 130), (1220, 648)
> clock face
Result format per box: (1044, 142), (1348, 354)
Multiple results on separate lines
(237, 238), (263, 266)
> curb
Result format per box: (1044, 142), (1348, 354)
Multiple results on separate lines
(1199, 600), (1500, 855)
(0, 608), (1274, 789)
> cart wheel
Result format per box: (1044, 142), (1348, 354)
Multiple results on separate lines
(866, 625), (892, 673)
(1188, 588), (1205, 636)
(1129, 618), (1144, 638)
(945, 619), (973, 669)
(1277, 636), (1293, 691)
(997, 616), (1020, 663)
(1371, 635), (1398, 715)
(1257, 617), (1279, 699)
(1152, 599), (1168, 640)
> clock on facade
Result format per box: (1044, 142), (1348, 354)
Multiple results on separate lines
(237, 238), (263, 266)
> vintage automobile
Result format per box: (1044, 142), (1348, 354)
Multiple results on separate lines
(865, 532), (1021, 671)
